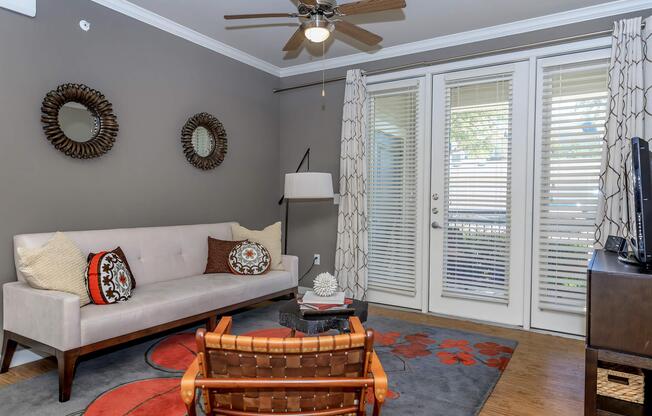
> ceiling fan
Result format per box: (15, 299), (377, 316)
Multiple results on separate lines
(224, 0), (407, 51)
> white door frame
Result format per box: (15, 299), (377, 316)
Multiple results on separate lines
(428, 62), (530, 326)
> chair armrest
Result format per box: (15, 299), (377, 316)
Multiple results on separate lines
(180, 356), (200, 412)
(3, 282), (81, 351)
(349, 316), (365, 334)
(213, 317), (232, 335)
(369, 352), (388, 404)
(281, 255), (299, 286)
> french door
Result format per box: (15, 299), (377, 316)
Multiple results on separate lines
(530, 51), (610, 335)
(429, 63), (530, 326)
(366, 78), (427, 309)
(365, 48), (611, 334)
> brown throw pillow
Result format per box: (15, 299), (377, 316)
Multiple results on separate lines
(205, 237), (244, 274)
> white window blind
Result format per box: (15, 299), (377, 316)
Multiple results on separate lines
(367, 82), (420, 296)
(442, 74), (513, 303)
(536, 59), (609, 313)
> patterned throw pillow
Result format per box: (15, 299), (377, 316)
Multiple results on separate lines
(228, 241), (271, 275)
(86, 247), (135, 304)
(88, 247), (136, 288)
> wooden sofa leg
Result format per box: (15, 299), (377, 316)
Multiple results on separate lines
(0, 331), (18, 373)
(56, 349), (79, 402)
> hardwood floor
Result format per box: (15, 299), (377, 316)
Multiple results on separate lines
(0, 304), (585, 415)
(370, 305), (585, 416)
(0, 355), (56, 387)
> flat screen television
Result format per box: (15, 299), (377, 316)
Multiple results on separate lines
(630, 137), (652, 264)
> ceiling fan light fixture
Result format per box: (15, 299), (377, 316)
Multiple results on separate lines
(303, 17), (332, 43)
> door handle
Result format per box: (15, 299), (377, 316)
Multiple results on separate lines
(431, 221), (442, 229)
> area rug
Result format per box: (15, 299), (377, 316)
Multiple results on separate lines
(0, 302), (517, 415)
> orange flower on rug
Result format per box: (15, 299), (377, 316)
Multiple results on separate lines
(372, 332), (515, 372)
(84, 378), (185, 416)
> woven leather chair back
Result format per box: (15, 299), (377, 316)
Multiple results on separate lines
(196, 330), (373, 414)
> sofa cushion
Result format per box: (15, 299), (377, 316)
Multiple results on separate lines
(14, 223), (235, 287)
(80, 270), (296, 345)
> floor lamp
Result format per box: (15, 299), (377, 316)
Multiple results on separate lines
(279, 148), (334, 254)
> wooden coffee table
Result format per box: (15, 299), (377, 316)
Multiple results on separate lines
(278, 298), (368, 336)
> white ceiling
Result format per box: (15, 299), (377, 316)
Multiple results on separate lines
(93, 0), (650, 76)
(127, 0), (618, 66)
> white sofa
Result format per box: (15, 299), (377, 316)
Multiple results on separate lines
(0, 222), (298, 402)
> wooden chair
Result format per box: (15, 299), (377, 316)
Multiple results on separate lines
(181, 316), (388, 416)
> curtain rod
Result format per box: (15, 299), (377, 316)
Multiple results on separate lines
(272, 25), (627, 94)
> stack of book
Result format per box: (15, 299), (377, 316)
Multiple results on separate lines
(298, 291), (354, 316)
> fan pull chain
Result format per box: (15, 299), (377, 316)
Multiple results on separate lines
(321, 41), (326, 97)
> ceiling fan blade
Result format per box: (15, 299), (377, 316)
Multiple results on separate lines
(224, 13), (297, 20)
(300, 0), (317, 5)
(283, 27), (305, 51)
(334, 20), (382, 45)
(337, 0), (406, 16)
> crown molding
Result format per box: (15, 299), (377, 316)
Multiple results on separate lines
(278, 0), (650, 77)
(89, 0), (281, 76)
(91, 0), (650, 79)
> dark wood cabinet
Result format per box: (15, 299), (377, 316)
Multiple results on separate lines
(585, 250), (652, 416)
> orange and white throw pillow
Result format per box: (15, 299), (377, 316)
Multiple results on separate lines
(85, 247), (135, 304)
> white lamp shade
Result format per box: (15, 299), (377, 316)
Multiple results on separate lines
(284, 172), (334, 200)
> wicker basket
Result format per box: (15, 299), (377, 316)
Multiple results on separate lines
(597, 364), (645, 404)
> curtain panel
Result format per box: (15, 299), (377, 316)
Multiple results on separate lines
(595, 16), (652, 246)
(335, 69), (369, 300)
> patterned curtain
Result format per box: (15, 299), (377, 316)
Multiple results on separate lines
(335, 69), (369, 300)
(595, 16), (652, 246)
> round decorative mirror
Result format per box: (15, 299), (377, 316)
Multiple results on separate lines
(41, 83), (118, 159)
(181, 112), (227, 170)
(57, 102), (98, 142)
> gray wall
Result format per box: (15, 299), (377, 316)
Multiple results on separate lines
(278, 11), (652, 286)
(0, 0), (280, 332)
(1, 0), (650, 327)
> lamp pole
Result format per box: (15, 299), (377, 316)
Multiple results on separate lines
(279, 148), (311, 254)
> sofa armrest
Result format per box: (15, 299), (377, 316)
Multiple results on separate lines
(281, 255), (299, 286)
(3, 282), (81, 351)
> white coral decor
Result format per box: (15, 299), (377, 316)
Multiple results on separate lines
(313, 272), (338, 297)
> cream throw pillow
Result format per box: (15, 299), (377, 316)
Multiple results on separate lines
(17, 232), (91, 306)
(232, 222), (283, 270)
